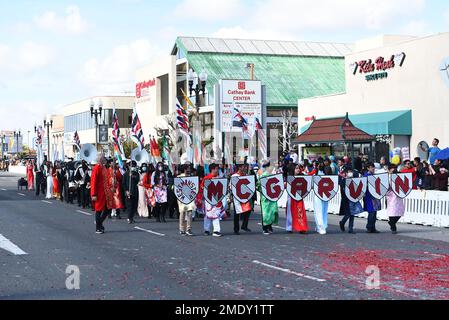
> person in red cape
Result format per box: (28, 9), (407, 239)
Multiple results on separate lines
(91, 154), (113, 234)
(52, 162), (61, 200)
(26, 160), (34, 191)
(286, 164), (308, 234)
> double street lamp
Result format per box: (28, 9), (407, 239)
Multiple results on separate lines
(36, 120), (53, 162)
(90, 99), (104, 149)
(187, 69), (208, 120)
(13, 130), (22, 156)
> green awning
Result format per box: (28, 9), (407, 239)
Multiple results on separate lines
(300, 110), (412, 135)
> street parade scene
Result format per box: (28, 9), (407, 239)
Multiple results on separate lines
(1, 0), (449, 309)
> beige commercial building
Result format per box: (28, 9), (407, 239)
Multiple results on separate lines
(298, 32), (449, 161)
(63, 96), (135, 159)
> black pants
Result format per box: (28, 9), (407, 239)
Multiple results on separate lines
(155, 202), (168, 222)
(340, 214), (355, 232)
(388, 216), (401, 232)
(234, 210), (251, 233)
(35, 173), (45, 196)
(95, 209), (111, 231)
(366, 211), (377, 231)
(128, 195), (138, 221)
(80, 185), (89, 208)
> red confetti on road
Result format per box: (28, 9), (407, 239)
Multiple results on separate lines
(320, 249), (449, 299)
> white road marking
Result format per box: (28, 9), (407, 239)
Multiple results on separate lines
(0, 234), (27, 256)
(76, 210), (93, 216)
(252, 260), (326, 283)
(134, 226), (165, 237)
(257, 223), (286, 230)
(17, 193), (26, 196)
(1, 188), (7, 191)
(42, 200), (52, 204)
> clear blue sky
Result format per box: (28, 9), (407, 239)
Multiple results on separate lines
(1, 0), (449, 138)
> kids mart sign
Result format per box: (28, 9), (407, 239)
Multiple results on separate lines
(350, 52), (406, 82)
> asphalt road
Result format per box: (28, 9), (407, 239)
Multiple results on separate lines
(1, 172), (449, 300)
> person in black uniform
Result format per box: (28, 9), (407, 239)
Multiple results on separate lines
(34, 162), (46, 197)
(124, 160), (140, 224)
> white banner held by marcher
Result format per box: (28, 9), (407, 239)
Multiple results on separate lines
(231, 175), (256, 204)
(286, 176), (313, 201)
(204, 178), (229, 206)
(345, 177), (368, 203)
(174, 176), (199, 205)
(259, 173), (285, 202)
(391, 172), (413, 199)
(313, 175), (339, 202)
(367, 174), (390, 200)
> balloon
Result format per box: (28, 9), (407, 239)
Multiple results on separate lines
(391, 155), (401, 165)
(389, 151), (394, 158)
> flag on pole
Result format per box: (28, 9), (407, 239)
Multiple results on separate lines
(35, 126), (44, 166)
(175, 99), (190, 138)
(131, 108), (145, 151)
(180, 88), (195, 111)
(255, 117), (267, 160)
(112, 108), (125, 169)
(73, 131), (81, 151)
(150, 136), (161, 158)
(232, 104), (249, 138)
(162, 135), (173, 171)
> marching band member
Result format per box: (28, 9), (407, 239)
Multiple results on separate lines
(26, 160), (34, 191)
(286, 164), (308, 234)
(257, 160), (279, 235)
(339, 168), (363, 234)
(152, 162), (169, 223)
(177, 162), (195, 236)
(232, 163), (252, 235)
(124, 160), (140, 224)
(386, 164), (405, 234)
(137, 163), (149, 218)
(45, 161), (53, 200)
(363, 162), (382, 234)
(311, 163), (332, 235)
(91, 154), (113, 234)
(109, 160), (124, 220)
(201, 163), (224, 237)
(74, 160), (90, 209)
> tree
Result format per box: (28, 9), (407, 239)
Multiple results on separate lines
(277, 109), (298, 153)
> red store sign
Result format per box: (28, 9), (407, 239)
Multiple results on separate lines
(351, 52), (406, 78)
(136, 79), (156, 98)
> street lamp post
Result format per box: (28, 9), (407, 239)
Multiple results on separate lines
(43, 119), (53, 162)
(90, 99), (104, 150)
(13, 130), (22, 157)
(187, 69), (208, 121)
(0, 133), (5, 160)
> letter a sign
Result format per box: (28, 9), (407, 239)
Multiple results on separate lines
(286, 176), (312, 201)
(174, 176), (199, 205)
(313, 176), (339, 202)
(204, 178), (229, 206)
(260, 174), (285, 202)
(367, 174), (390, 200)
(231, 175), (256, 204)
(391, 173), (413, 199)
(345, 177), (368, 203)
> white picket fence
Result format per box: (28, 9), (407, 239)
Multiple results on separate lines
(273, 189), (449, 228)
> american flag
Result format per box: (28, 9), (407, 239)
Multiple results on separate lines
(255, 117), (267, 160)
(131, 110), (145, 151)
(73, 131), (81, 150)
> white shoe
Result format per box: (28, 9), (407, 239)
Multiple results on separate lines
(318, 230), (327, 235)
